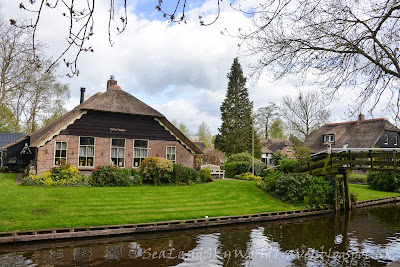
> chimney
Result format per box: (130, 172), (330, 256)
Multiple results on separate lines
(358, 114), (365, 121)
(80, 87), (85, 104)
(107, 75), (118, 91)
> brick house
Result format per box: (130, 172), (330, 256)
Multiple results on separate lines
(303, 114), (400, 153)
(260, 139), (295, 167)
(3, 77), (202, 174)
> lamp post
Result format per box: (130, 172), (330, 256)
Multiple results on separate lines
(252, 108), (255, 175)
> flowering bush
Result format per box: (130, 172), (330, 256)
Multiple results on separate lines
(138, 157), (173, 185)
(90, 165), (133, 187)
(23, 165), (90, 186)
(234, 172), (262, 181)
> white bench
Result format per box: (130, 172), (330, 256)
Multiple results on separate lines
(201, 164), (225, 179)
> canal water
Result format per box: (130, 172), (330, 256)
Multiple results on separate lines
(1, 203), (400, 266)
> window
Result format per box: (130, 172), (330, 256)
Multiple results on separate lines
(384, 135), (389, 145)
(79, 137), (94, 167)
(287, 146), (292, 152)
(395, 136), (398, 146)
(133, 140), (148, 167)
(111, 139), (125, 167)
(324, 135), (335, 143)
(55, 141), (67, 165)
(166, 146), (176, 163)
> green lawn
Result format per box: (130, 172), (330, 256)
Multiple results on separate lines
(349, 184), (400, 201)
(1, 174), (398, 232)
(0, 173), (298, 232)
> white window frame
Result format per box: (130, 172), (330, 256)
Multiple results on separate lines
(54, 141), (68, 166)
(395, 136), (398, 146)
(110, 138), (125, 167)
(133, 139), (148, 167)
(79, 136), (95, 167)
(324, 134), (335, 143)
(384, 135), (389, 145)
(287, 146), (292, 152)
(166, 146), (176, 163)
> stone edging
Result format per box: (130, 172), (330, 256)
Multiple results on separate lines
(0, 196), (399, 244)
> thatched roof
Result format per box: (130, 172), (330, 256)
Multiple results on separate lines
(192, 141), (207, 150)
(260, 139), (294, 153)
(303, 118), (399, 153)
(24, 80), (202, 154)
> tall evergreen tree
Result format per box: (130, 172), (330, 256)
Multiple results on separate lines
(216, 58), (261, 158)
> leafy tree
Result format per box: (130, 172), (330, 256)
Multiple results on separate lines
(269, 118), (285, 139)
(195, 121), (212, 147)
(216, 58), (261, 158)
(0, 105), (17, 132)
(171, 119), (192, 138)
(255, 102), (278, 139)
(288, 134), (303, 147)
(281, 90), (330, 140)
(294, 146), (312, 169)
(236, 0), (400, 115)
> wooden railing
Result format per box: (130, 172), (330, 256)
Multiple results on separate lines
(302, 148), (400, 176)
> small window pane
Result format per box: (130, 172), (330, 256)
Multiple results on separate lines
(55, 150), (61, 157)
(87, 157), (94, 166)
(118, 148), (125, 157)
(134, 140), (148, 148)
(111, 147), (118, 157)
(61, 150), (66, 157)
(79, 147), (86, 156)
(87, 146), (94, 157)
(56, 142), (61, 150)
(112, 139), (125, 147)
(80, 137), (94, 145)
(62, 143), (67, 150)
(134, 149), (140, 158)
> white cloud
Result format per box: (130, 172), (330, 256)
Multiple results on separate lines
(2, 0), (372, 136)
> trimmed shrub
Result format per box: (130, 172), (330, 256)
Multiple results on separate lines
(199, 168), (213, 183)
(224, 161), (251, 178)
(139, 157), (173, 185)
(278, 158), (301, 173)
(91, 165), (132, 186)
(225, 152), (267, 176)
(367, 171), (400, 192)
(226, 152), (253, 163)
(260, 171), (334, 208)
(348, 172), (368, 184)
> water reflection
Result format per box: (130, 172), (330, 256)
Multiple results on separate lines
(1, 203), (400, 266)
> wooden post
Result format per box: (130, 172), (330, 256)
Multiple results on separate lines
(334, 176), (339, 212)
(343, 171), (351, 210)
(369, 150), (373, 171)
(348, 150), (352, 169)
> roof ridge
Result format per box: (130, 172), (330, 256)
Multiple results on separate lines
(324, 118), (387, 126)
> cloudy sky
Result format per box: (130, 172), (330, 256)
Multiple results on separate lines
(2, 0), (392, 135)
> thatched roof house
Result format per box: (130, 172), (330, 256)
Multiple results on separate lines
(303, 114), (400, 153)
(260, 138), (295, 166)
(3, 76), (202, 174)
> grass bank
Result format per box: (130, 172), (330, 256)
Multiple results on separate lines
(349, 184), (400, 201)
(1, 174), (398, 233)
(0, 173), (298, 232)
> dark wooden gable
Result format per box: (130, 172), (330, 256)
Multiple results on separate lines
(375, 130), (400, 148)
(4, 136), (35, 168)
(60, 110), (177, 141)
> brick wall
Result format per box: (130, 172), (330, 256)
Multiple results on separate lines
(36, 135), (194, 174)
